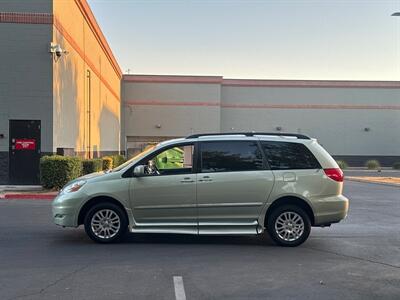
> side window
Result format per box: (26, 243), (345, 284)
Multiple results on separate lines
(201, 141), (263, 173)
(143, 144), (194, 176)
(261, 141), (321, 170)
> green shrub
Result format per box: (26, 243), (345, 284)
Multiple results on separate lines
(40, 155), (82, 189)
(111, 154), (126, 167)
(393, 162), (400, 170)
(336, 160), (348, 170)
(102, 156), (113, 170)
(82, 159), (103, 175)
(365, 159), (381, 170)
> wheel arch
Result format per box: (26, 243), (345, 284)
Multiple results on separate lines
(264, 196), (315, 227)
(77, 196), (128, 226)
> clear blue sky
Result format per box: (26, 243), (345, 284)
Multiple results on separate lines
(88, 0), (400, 80)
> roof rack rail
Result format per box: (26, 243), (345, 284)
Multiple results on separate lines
(186, 132), (310, 140)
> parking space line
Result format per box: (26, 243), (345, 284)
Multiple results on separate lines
(173, 276), (187, 300)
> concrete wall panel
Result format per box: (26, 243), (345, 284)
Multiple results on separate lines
(122, 80), (221, 148)
(221, 108), (400, 155)
(125, 105), (220, 137)
(0, 0), (51, 13)
(221, 86), (400, 105)
(221, 85), (400, 156)
(0, 23), (53, 153)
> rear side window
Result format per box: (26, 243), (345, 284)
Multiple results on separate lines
(201, 141), (263, 173)
(261, 141), (321, 170)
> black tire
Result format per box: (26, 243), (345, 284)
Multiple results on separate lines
(266, 204), (311, 247)
(84, 202), (128, 243)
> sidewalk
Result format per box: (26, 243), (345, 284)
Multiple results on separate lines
(344, 168), (400, 178)
(0, 185), (57, 200)
(346, 176), (400, 187)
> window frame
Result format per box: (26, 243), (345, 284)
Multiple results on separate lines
(124, 142), (198, 177)
(198, 140), (268, 174)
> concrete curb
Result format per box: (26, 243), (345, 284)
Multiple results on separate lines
(0, 193), (56, 200)
(345, 178), (400, 188)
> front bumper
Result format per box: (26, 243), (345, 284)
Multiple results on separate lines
(52, 193), (85, 227)
(53, 206), (78, 227)
(313, 194), (349, 226)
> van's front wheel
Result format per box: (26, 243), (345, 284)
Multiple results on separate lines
(267, 205), (311, 247)
(84, 203), (128, 243)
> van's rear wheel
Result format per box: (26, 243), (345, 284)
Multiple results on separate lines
(267, 205), (311, 247)
(84, 203), (128, 243)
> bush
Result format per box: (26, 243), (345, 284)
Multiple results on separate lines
(111, 154), (126, 167)
(82, 159), (103, 175)
(365, 159), (381, 170)
(336, 160), (348, 170)
(102, 156), (113, 170)
(393, 162), (400, 170)
(40, 155), (82, 189)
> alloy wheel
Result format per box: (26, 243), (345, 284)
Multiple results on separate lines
(274, 211), (305, 242)
(90, 209), (121, 239)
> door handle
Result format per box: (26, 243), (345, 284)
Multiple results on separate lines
(180, 177), (194, 183)
(198, 176), (213, 182)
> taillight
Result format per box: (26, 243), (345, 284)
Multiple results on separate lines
(324, 168), (344, 182)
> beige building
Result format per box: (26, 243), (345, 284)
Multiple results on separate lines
(122, 75), (400, 166)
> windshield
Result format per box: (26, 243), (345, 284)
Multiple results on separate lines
(112, 145), (157, 172)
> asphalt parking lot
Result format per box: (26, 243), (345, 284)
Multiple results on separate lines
(0, 181), (399, 300)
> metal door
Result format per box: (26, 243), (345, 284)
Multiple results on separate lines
(129, 143), (197, 234)
(9, 120), (41, 184)
(196, 140), (275, 233)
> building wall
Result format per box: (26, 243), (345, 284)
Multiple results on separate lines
(122, 76), (400, 166)
(122, 75), (221, 155)
(221, 82), (400, 157)
(0, 0), (122, 183)
(0, 2), (53, 183)
(52, 0), (121, 158)
(0, 0), (51, 13)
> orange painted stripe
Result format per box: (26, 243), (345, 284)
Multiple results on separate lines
(222, 79), (400, 89)
(124, 75), (223, 84)
(221, 103), (400, 110)
(53, 17), (120, 102)
(125, 100), (400, 110)
(123, 75), (400, 88)
(125, 100), (220, 107)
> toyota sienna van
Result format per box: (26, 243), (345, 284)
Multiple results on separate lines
(52, 132), (349, 247)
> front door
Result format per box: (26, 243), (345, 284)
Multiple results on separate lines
(197, 140), (275, 233)
(129, 143), (197, 234)
(9, 120), (41, 184)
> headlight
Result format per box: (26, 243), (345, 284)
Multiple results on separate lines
(61, 180), (86, 194)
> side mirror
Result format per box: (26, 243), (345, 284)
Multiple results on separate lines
(133, 165), (145, 177)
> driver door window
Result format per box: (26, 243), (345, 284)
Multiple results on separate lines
(144, 144), (194, 176)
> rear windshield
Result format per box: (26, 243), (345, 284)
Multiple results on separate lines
(261, 141), (321, 170)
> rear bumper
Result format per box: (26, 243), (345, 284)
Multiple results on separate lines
(313, 195), (349, 226)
